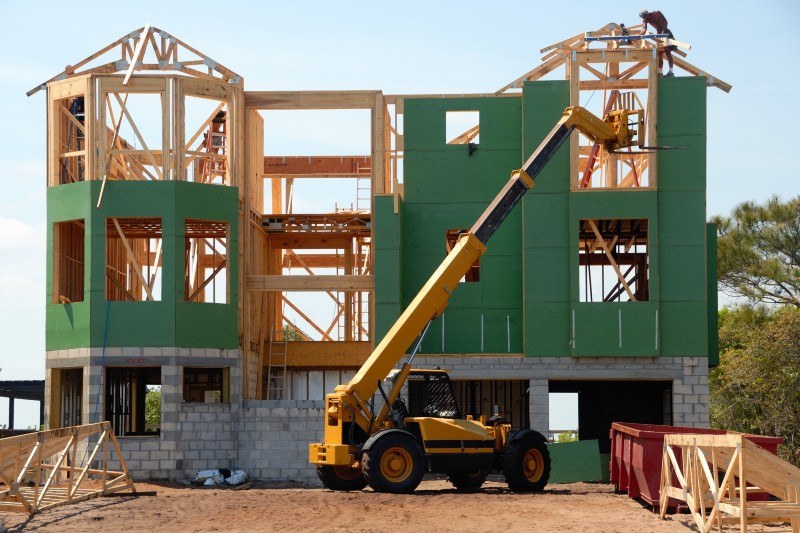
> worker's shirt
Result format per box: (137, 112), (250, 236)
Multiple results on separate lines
(643, 11), (669, 33)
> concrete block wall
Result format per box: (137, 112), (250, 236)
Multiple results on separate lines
(44, 348), (708, 483)
(46, 346), (242, 480)
(409, 355), (710, 432)
(236, 400), (325, 484)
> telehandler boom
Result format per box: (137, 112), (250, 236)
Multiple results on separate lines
(308, 105), (643, 493)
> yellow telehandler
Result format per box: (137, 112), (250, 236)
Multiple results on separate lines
(309, 105), (644, 493)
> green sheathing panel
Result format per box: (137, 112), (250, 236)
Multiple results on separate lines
(706, 223), (719, 366)
(45, 181), (238, 350)
(569, 190), (660, 357)
(402, 97), (523, 354)
(522, 81), (571, 357)
(46, 182), (93, 348)
(657, 77), (708, 357)
(373, 195), (403, 341)
(174, 181), (238, 348)
(547, 439), (603, 484)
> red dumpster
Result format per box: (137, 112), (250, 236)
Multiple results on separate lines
(609, 422), (783, 510)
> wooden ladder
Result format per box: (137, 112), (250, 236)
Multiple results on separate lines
(266, 330), (288, 400)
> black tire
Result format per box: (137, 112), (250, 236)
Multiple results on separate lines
(447, 469), (489, 491)
(361, 433), (425, 494)
(503, 433), (551, 492)
(317, 464), (367, 491)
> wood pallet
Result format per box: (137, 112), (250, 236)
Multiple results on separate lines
(660, 432), (800, 532)
(0, 422), (135, 515)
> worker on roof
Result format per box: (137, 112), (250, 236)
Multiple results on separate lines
(639, 10), (677, 77)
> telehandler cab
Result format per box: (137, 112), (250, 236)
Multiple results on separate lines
(308, 105), (644, 493)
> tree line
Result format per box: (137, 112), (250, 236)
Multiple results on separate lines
(710, 195), (800, 466)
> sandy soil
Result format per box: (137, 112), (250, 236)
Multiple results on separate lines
(1, 478), (792, 532)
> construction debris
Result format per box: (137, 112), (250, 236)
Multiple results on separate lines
(192, 469), (248, 487)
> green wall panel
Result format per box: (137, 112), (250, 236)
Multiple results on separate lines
(548, 440), (603, 484)
(524, 302), (570, 356)
(45, 180), (238, 350)
(439, 307), (482, 353)
(522, 81), (570, 194)
(404, 97), (521, 152)
(46, 303), (90, 350)
(658, 191), (706, 246)
(403, 149), (522, 204)
(373, 195), (401, 251)
(374, 302), (402, 343)
(657, 77), (706, 192)
(656, 134), (706, 192)
(659, 301), (708, 356)
(657, 77), (707, 138)
(481, 308), (523, 353)
(572, 302), (658, 357)
(523, 193), (569, 248)
(569, 190), (658, 220)
(659, 245), (707, 302)
(523, 247), (569, 303)
(480, 258), (522, 309)
(706, 223), (719, 366)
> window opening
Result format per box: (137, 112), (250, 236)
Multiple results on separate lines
(105, 367), (161, 436)
(51, 368), (83, 429)
(578, 219), (649, 302)
(55, 96), (86, 185)
(183, 367), (229, 403)
(445, 110), (479, 145)
(53, 220), (85, 303)
(185, 219), (229, 304)
(106, 218), (163, 301)
(184, 96), (228, 184)
(102, 91), (165, 182)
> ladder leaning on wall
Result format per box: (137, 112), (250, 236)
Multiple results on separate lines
(265, 330), (288, 400)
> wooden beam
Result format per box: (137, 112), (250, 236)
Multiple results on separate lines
(263, 156), (371, 177)
(587, 219), (637, 301)
(246, 275), (373, 292)
(672, 57), (733, 93)
(579, 79), (649, 91)
(267, 234), (352, 250)
(111, 218), (155, 301)
(280, 341), (371, 367)
(244, 91), (379, 110)
(123, 24), (151, 86)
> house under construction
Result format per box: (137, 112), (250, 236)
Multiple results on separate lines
(36, 23), (729, 481)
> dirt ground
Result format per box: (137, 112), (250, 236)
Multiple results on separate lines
(0, 478), (792, 532)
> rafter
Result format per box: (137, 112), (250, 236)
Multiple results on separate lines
(27, 25), (242, 96)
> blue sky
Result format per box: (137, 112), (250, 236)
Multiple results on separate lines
(0, 0), (797, 428)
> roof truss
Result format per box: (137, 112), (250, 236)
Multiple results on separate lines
(496, 22), (731, 94)
(27, 24), (242, 96)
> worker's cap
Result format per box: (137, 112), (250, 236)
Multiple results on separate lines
(639, 10), (649, 18)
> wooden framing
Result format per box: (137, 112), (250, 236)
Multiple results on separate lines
(242, 91), (382, 398)
(0, 422), (135, 515)
(579, 219), (649, 302)
(37, 25), (731, 402)
(28, 26), (242, 96)
(494, 22), (730, 192)
(660, 433), (800, 532)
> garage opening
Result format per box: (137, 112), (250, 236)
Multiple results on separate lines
(549, 380), (671, 453)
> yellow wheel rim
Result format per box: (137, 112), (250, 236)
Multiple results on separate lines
(523, 448), (544, 481)
(380, 446), (413, 483)
(333, 465), (362, 481)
